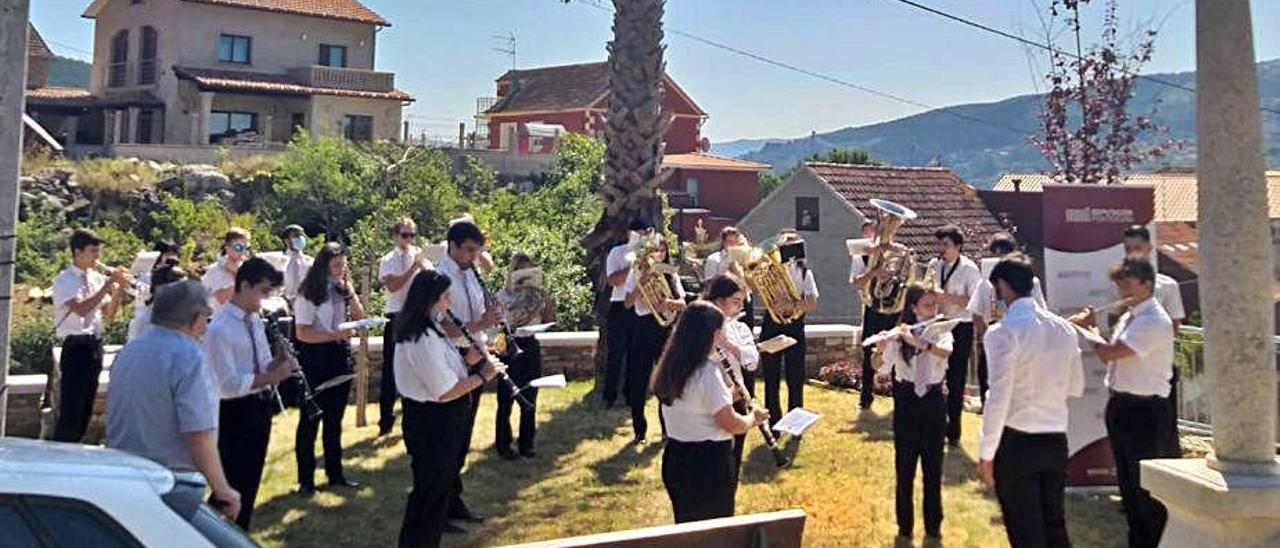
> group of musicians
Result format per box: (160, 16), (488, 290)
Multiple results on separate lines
(61, 205), (1181, 547)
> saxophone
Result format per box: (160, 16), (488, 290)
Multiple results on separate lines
(861, 199), (920, 315)
(632, 235), (682, 328)
(726, 233), (804, 325)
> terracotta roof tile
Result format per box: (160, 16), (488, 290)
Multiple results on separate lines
(808, 163), (1008, 259)
(26, 87), (164, 109)
(483, 61), (705, 116)
(181, 0), (388, 25)
(27, 23), (52, 58)
(1156, 221), (1199, 272)
(663, 152), (770, 172)
(992, 172), (1280, 221)
(174, 66), (412, 101)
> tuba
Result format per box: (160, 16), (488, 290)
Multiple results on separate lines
(858, 199), (920, 315)
(633, 235), (682, 328)
(726, 233), (805, 325)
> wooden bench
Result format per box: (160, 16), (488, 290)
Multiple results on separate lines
(503, 509), (806, 548)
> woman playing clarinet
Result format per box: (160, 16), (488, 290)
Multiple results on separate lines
(873, 283), (952, 542)
(394, 270), (504, 548)
(651, 302), (768, 523)
(701, 274), (760, 479)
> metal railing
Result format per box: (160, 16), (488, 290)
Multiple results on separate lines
(289, 66), (395, 92)
(1174, 326), (1280, 441)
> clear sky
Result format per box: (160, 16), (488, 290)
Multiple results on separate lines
(28, 0), (1280, 143)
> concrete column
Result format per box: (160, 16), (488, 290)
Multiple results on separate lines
(126, 107), (139, 144)
(0, 0), (30, 436)
(1142, 1), (1280, 546)
(262, 114), (273, 143)
(61, 116), (78, 147)
(197, 91), (214, 145)
(111, 110), (123, 144)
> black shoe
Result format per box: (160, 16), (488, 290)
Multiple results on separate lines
(497, 447), (521, 461)
(632, 434), (647, 445)
(378, 424), (393, 437)
(947, 439), (961, 449)
(519, 448), (537, 459)
(443, 521), (468, 535)
(327, 479), (361, 489)
(298, 485), (316, 497)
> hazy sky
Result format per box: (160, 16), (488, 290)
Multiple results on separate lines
(28, 0), (1280, 142)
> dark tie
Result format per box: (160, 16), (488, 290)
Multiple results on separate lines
(244, 314), (262, 375)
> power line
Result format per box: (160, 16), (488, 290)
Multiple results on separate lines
(572, 0), (1038, 138)
(881, 0), (1280, 116)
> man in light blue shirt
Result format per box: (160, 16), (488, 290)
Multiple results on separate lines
(106, 280), (239, 521)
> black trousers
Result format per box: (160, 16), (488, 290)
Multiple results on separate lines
(731, 369), (757, 478)
(496, 337), (541, 453)
(892, 382), (946, 536)
(218, 392), (275, 530)
(977, 344), (990, 409)
(1106, 393), (1179, 548)
(380, 313), (400, 432)
(760, 316), (806, 429)
(603, 302), (634, 405)
(994, 429), (1070, 548)
(450, 347), (482, 518)
(944, 322), (974, 444)
(626, 314), (669, 439)
(54, 336), (103, 443)
(860, 308), (897, 409)
(662, 439), (736, 523)
(399, 397), (469, 548)
(295, 342), (351, 487)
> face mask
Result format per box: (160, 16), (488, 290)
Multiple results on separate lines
(291, 236), (306, 251)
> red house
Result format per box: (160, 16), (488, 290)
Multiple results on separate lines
(479, 61), (770, 239)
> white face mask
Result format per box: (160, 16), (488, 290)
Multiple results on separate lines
(290, 236), (306, 251)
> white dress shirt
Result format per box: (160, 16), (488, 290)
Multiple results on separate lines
(203, 302), (274, 399)
(721, 319), (760, 385)
(979, 298), (1085, 460)
(380, 245), (426, 314)
(876, 332), (954, 397)
(849, 255), (867, 284)
(661, 360), (735, 442)
(52, 265), (110, 338)
(283, 250), (313, 304)
(201, 258), (237, 314)
(790, 263), (819, 299)
(703, 250), (731, 281)
(293, 286), (348, 335)
(966, 278), (1047, 321)
(394, 327), (469, 403)
(1154, 274), (1185, 321)
(623, 268), (686, 317)
(929, 256), (981, 322)
(436, 254), (489, 347)
(1105, 297), (1174, 397)
(606, 243), (634, 302)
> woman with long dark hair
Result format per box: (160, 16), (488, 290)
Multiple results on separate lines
(394, 270), (503, 548)
(292, 242), (365, 495)
(872, 283), (952, 541)
(701, 274), (760, 479)
(652, 302), (768, 523)
(622, 236), (686, 443)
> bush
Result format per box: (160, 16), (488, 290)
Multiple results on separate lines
(818, 360), (862, 390)
(11, 318), (57, 376)
(71, 157), (161, 192)
(16, 208), (68, 285)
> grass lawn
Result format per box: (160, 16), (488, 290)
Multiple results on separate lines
(251, 380), (1126, 547)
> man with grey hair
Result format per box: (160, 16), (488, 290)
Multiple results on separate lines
(106, 280), (240, 520)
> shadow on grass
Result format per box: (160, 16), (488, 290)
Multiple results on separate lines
(839, 405), (895, 443)
(740, 434), (803, 484)
(590, 436), (663, 485)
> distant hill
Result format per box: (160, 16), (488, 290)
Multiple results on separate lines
(727, 59), (1280, 187)
(48, 56), (91, 88)
(710, 138), (786, 159)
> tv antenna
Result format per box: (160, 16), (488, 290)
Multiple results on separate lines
(492, 31), (516, 70)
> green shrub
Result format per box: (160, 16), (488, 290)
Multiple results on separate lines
(11, 318), (57, 376)
(16, 208), (68, 286)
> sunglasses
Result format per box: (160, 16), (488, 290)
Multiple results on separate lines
(399, 232), (417, 239)
(231, 243), (251, 253)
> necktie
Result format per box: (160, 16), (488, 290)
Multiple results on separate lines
(911, 335), (931, 397)
(244, 313), (263, 375)
(286, 255), (301, 296)
(79, 272), (92, 329)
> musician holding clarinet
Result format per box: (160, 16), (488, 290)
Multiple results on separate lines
(872, 283), (953, 542)
(702, 275), (762, 476)
(51, 229), (128, 443)
(204, 257), (299, 530)
(652, 302), (769, 524)
(293, 242), (365, 495)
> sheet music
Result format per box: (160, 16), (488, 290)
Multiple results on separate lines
(514, 322), (555, 337)
(338, 317), (388, 331)
(757, 334), (797, 354)
(773, 408), (821, 436)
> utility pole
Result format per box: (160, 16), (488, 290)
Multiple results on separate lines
(0, 0), (31, 437)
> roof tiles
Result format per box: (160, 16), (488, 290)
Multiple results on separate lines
(181, 0), (388, 25)
(174, 66), (412, 101)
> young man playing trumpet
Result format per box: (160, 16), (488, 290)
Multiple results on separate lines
(52, 229), (129, 443)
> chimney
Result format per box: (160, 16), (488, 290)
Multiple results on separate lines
(1012, 178), (1023, 193)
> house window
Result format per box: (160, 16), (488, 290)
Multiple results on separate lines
(138, 27), (158, 85)
(108, 30), (129, 88)
(686, 178), (700, 207)
(136, 109), (158, 144)
(795, 197), (820, 232)
(343, 115), (373, 142)
(217, 34), (251, 64)
(290, 112), (306, 136)
(318, 45), (347, 68)
(209, 111), (256, 140)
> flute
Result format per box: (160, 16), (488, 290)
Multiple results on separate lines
(445, 310), (533, 409)
(716, 348), (788, 467)
(861, 315), (946, 347)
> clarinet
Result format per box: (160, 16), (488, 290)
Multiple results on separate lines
(473, 269), (523, 360)
(445, 310), (533, 409)
(716, 348), (789, 467)
(264, 311), (324, 421)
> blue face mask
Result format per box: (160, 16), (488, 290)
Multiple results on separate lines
(291, 236), (306, 251)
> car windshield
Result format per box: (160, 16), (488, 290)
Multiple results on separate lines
(162, 471), (257, 548)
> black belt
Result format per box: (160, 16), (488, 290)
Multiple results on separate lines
(1109, 390), (1167, 402)
(62, 335), (101, 344)
(227, 390), (276, 404)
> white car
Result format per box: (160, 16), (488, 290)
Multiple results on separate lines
(0, 438), (256, 547)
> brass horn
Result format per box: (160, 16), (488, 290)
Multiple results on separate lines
(862, 199), (920, 315)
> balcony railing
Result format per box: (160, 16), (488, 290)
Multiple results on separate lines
(289, 65), (394, 92)
(105, 60), (160, 88)
(107, 62), (128, 88)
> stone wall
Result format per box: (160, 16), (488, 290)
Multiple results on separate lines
(3, 325), (860, 440)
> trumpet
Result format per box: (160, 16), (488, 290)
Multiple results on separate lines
(717, 348), (788, 467)
(94, 261), (139, 297)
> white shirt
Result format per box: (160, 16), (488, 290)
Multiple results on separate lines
(703, 250), (731, 281)
(127, 307), (152, 341)
(380, 246), (426, 314)
(436, 254), (489, 347)
(623, 268), (686, 317)
(283, 250), (313, 304)
(203, 302), (274, 399)
(876, 332), (954, 396)
(293, 285), (347, 334)
(1154, 274), (1185, 321)
(721, 319), (760, 383)
(966, 278), (1047, 321)
(848, 255), (867, 284)
(789, 263), (819, 299)
(201, 258), (237, 314)
(52, 265), (110, 338)
(979, 298), (1085, 460)
(661, 360), (735, 442)
(394, 327), (469, 403)
(929, 256), (981, 322)
(1106, 297), (1174, 397)
(606, 243), (634, 302)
